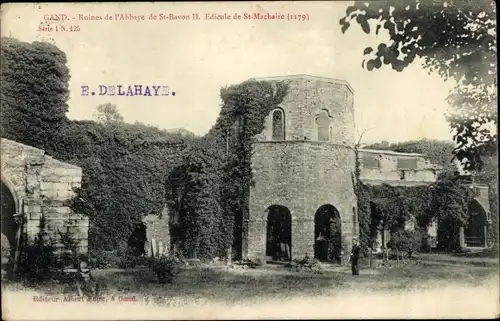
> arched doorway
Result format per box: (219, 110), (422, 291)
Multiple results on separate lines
(127, 222), (147, 257)
(1, 180), (18, 278)
(266, 205), (292, 261)
(465, 200), (488, 248)
(314, 204), (341, 263)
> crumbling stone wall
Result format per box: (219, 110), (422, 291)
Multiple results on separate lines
(1, 138), (89, 269)
(358, 149), (441, 185)
(246, 75), (358, 263)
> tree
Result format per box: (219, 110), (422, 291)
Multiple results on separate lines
(428, 168), (475, 250)
(0, 37), (70, 152)
(340, 0), (497, 171)
(93, 103), (124, 126)
(475, 146), (499, 248)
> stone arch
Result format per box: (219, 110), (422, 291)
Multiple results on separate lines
(266, 205), (292, 261)
(1, 179), (18, 277)
(314, 204), (342, 263)
(0, 172), (20, 214)
(465, 199), (488, 248)
(314, 109), (333, 142)
(271, 108), (285, 140)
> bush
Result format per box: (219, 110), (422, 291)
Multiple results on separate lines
(17, 218), (66, 282)
(1, 234), (12, 279)
(387, 230), (421, 258)
(286, 255), (322, 273)
(419, 231), (437, 253)
(484, 243), (499, 258)
(89, 250), (122, 269)
(118, 254), (149, 269)
(147, 256), (181, 283)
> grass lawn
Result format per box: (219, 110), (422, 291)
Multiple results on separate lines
(2, 254), (498, 319)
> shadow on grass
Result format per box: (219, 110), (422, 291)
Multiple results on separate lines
(3, 261), (497, 306)
(88, 267), (347, 305)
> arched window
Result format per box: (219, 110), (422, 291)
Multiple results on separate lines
(316, 110), (332, 142)
(272, 109), (285, 140)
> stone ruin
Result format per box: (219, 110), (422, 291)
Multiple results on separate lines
(1, 138), (89, 279)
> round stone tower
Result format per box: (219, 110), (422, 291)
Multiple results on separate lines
(244, 74), (358, 264)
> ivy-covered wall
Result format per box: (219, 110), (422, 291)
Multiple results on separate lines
(355, 167), (488, 253)
(168, 80), (289, 260)
(168, 75), (492, 262)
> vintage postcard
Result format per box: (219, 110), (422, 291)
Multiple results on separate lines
(1, 1), (498, 320)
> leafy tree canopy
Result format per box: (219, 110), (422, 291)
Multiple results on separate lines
(93, 103), (124, 125)
(0, 37), (70, 152)
(340, 0), (497, 171)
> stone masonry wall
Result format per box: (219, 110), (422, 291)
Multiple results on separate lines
(1, 138), (89, 266)
(143, 209), (170, 257)
(252, 75), (355, 145)
(246, 75), (357, 263)
(247, 141), (358, 263)
(359, 149), (440, 185)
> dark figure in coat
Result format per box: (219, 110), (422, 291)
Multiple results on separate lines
(350, 238), (360, 276)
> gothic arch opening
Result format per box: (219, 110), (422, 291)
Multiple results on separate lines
(1, 180), (18, 277)
(266, 205), (292, 261)
(465, 200), (488, 248)
(271, 108), (285, 140)
(314, 204), (342, 263)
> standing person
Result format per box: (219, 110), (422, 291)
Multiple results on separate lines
(349, 238), (360, 276)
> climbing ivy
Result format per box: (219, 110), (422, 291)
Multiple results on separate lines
(168, 80), (289, 260)
(354, 156), (477, 253)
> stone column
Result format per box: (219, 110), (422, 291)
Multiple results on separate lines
(376, 231), (383, 252)
(291, 218), (314, 261)
(484, 226), (488, 248)
(12, 213), (26, 276)
(24, 199), (43, 245)
(459, 227), (466, 248)
(341, 220), (355, 265)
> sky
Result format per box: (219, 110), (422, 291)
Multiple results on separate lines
(2, 2), (457, 145)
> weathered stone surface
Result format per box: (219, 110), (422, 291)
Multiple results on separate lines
(246, 75), (358, 262)
(243, 75), (492, 262)
(29, 213), (42, 220)
(252, 75), (355, 145)
(143, 208), (170, 256)
(358, 149), (442, 185)
(1, 138), (89, 269)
